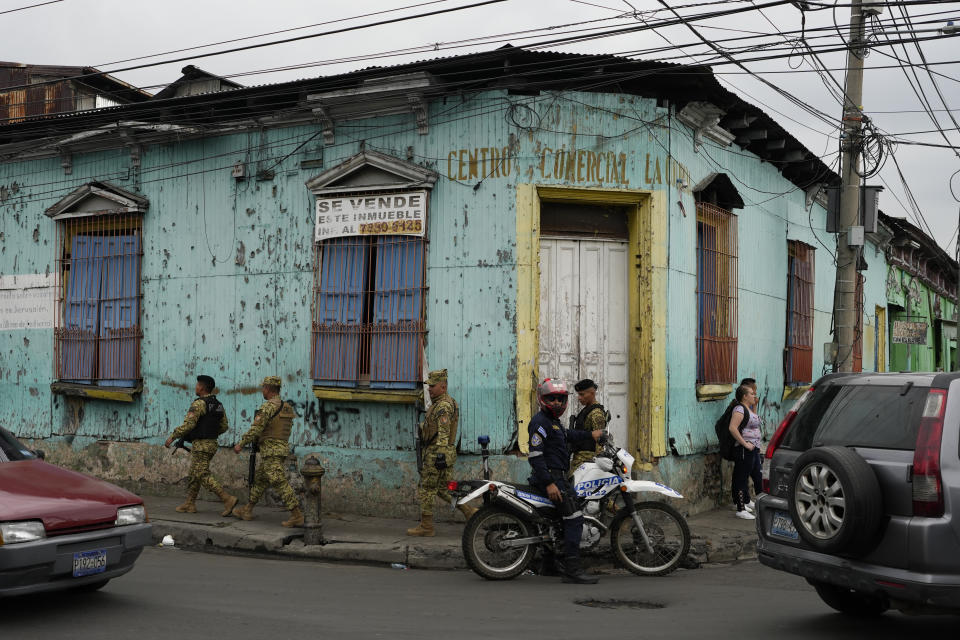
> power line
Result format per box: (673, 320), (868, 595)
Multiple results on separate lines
(0, 0), (63, 16)
(0, 0), (510, 94)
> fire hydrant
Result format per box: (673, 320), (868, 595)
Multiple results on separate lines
(300, 455), (325, 545)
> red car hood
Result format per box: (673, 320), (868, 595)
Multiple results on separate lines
(0, 459), (142, 532)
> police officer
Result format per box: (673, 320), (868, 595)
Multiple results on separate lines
(407, 369), (477, 537)
(528, 378), (603, 584)
(569, 378), (608, 473)
(164, 375), (236, 516)
(231, 376), (303, 528)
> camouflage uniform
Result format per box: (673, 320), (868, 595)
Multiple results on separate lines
(170, 394), (229, 499)
(418, 391), (459, 516)
(570, 406), (607, 472)
(238, 394), (299, 511)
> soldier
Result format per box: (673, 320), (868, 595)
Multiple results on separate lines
(164, 375), (237, 516)
(407, 369), (477, 537)
(569, 379), (609, 474)
(231, 376), (303, 528)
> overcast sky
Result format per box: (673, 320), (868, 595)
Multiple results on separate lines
(4, 0), (959, 253)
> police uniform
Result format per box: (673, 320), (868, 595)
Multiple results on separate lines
(168, 375), (236, 516)
(232, 376), (302, 527)
(570, 404), (607, 472)
(528, 408), (596, 573)
(407, 369), (477, 537)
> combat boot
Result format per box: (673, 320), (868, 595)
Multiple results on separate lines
(281, 507), (304, 528)
(232, 503), (255, 521)
(537, 551), (561, 577)
(214, 488), (238, 517)
(561, 557), (598, 584)
(406, 513), (435, 537)
(457, 503), (478, 521)
(174, 496), (197, 513)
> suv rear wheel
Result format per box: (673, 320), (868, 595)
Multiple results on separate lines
(787, 446), (883, 555)
(810, 581), (888, 617)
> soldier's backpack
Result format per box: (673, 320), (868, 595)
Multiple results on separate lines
(714, 402), (749, 461)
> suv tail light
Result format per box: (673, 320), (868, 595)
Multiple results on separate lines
(913, 389), (946, 517)
(762, 386), (814, 493)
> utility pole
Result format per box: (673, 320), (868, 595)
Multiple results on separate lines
(834, 0), (868, 372)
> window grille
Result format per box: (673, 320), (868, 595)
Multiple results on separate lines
(696, 202), (738, 385)
(785, 241), (815, 385)
(311, 234), (426, 389)
(54, 214), (143, 386)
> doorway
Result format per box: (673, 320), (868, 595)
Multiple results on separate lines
(537, 229), (630, 446)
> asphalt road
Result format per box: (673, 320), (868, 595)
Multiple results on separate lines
(3, 548), (956, 639)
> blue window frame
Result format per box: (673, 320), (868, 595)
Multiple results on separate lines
(56, 217), (143, 387)
(312, 234), (426, 389)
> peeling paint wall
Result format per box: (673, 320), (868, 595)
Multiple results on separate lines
(0, 88), (890, 515)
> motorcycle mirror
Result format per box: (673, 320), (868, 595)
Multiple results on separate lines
(477, 435), (490, 446)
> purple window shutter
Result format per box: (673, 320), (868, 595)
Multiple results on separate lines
(98, 235), (141, 387)
(62, 236), (102, 383)
(370, 237), (423, 389)
(313, 237), (368, 387)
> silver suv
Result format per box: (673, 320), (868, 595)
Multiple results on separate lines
(756, 372), (960, 616)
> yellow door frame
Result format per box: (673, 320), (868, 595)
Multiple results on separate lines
(875, 305), (886, 372)
(515, 184), (668, 466)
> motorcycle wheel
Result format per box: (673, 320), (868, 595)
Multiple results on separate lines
(610, 501), (690, 577)
(462, 506), (535, 580)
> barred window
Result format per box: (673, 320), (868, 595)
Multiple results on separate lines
(311, 235), (426, 389)
(696, 202), (738, 385)
(785, 241), (815, 385)
(54, 214), (143, 387)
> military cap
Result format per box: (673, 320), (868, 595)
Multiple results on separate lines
(574, 378), (598, 392)
(197, 374), (216, 390)
(426, 369), (447, 385)
(261, 375), (282, 387)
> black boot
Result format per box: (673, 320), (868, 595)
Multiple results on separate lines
(561, 556), (598, 584)
(537, 551), (561, 577)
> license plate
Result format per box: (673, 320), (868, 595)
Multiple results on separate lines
(73, 549), (107, 577)
(770, 510), (799, 541)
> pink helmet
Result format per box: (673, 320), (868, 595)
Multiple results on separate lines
(537, 378), (569, 418)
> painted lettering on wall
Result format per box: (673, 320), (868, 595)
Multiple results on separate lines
(446, 147), (514, 181)
(444, 143), (691, 191)
(538, 148), (629, 185)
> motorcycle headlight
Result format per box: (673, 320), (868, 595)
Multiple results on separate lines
(0, 520), (46, 545)
(115, 505), (147, 526)
(595, 457), (615, 472)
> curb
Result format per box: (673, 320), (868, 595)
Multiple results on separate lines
(150, 517), (759, 571)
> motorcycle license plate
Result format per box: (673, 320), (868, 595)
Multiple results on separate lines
(73, 549), (107, 577)
(770, 510), (799, 541)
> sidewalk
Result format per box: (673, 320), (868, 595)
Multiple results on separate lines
(144, 496), (759, 571)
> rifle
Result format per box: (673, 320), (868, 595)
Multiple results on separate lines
(171, 437), (191, 456)
(414, 394), (428, 474)
(248, 441), (259, 487)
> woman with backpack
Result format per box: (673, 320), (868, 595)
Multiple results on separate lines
(728, 384), (763, 520)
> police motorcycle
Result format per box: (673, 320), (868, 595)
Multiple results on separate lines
(451, 434), (690, 580)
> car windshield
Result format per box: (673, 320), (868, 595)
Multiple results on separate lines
(0, 427), (38, 462)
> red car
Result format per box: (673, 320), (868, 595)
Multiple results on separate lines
(0, 427), (152, 597)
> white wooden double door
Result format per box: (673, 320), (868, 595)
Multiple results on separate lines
(538, 237), (630, 447)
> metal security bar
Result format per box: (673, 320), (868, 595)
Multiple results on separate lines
(311, 234), (426, 389)
(53, 214), (143, 386)
(785, 241), (815, 384)
(696, 202), (738, 385)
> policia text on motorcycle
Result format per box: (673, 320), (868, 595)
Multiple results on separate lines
(528, 378), (604, 584)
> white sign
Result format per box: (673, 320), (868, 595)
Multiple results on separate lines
(0, 274), (54, 330)
(314, 191), (427, 241)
